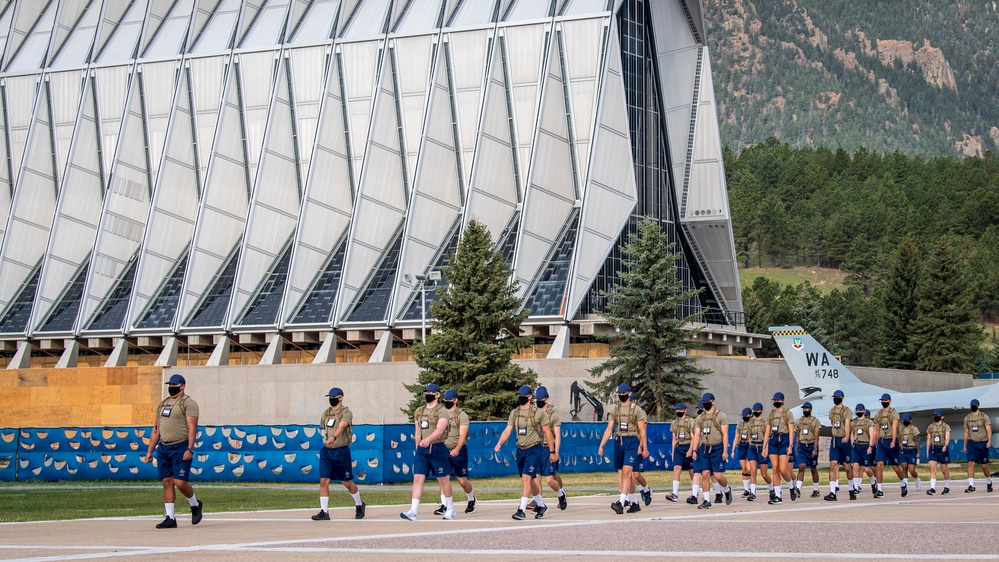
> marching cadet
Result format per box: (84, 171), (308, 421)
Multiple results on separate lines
(763, 392), (795, 504)
(963, 399), (993, 493)
(689, 399), (725, 504)
(495, 385), (558, 520)
(433, 390), (476, 515)
(825, 390), (855, 501)
(793, 402), (821, 498)
(665, 402), (696, 503)
(143, 374), (204, 529)
(746, 402), (773, 502)
(533, 386), (568, 510)
(597, 383), (649, 514)
(850, 405), (875, 498)
(872, 394), (908, 498)
(898, 413), (921, 491)
(690, 392), (733, 509)
(629, 393), (653, 507)
(400, 383), (455, 521)
(733, 407), (752, 497)
(312, 387), (364, 521)
(926, 409), (952, 495)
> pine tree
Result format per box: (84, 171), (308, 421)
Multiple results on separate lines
(588, 219), (711, 420)
(875, 235), (921, 369)
(909, 236), (983, 373)
(404, 219), (537, 420)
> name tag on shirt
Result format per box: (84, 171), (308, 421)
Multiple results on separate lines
(326, 419), (336, 427)
(517, 426), (527, 435)
(772, 425), (779, 432)
(620, 422), (630, 432)
(702, 425), (711, 434)
(420, 420), (429, 429)
(881, 423), (890, 431)
(751, 433), (758, 440)
(857, 428), (864, 435)
(741, 434), (748, 439)
(678, 432), (685, 440)
(161, 407), (172, 418)
(934, 436), (941, 442)
(802, 428), (809, 435)
(833, 421), (841, 428)
(972, 426), (979, 432)
(902, 439), (908, 445)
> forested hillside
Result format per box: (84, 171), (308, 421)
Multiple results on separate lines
(705, 0), (999, 157)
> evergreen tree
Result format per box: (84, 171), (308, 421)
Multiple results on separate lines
(588, 219), (711, 420)
(404, 219), (536, 420)
(909, 236), (983, 373)
(875, 235), (922, 369)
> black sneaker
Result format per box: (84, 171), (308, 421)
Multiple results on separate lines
(926, 488), (935, 495)
(715, 493), (723, 505)
(623, 500), (631, 508)
(191, 500), (203, 525)
(966, 486), (976, 493)
(512, 509), (526, 520)
(311, 510), (330, 521)
(465, 498), (476, 513)
(769, 490), (776, 502)
(611, 501), (624, 514)
(988, 483), (993, 493)
(742, 489), (750, 498)
(642, 489), (652, 506)
(534, 505), (548, 519)
(874, 490), (884, 498)
(725, 489), (733, 505)
(686, 495), (698, 505)
(526, 499), (537, 510)
(823, 493), (837, 501)
(901, 485), (908, 497)
(433, 504), (447, 515)
(698, 500), (711, 509)
(810, 490), (820, 498)
(747, 493), (757, 501)
(664, 493), (678, 502)
(789, 487), (797, 501)
(156, 516), (178, 528)
(558, 494), (567, 510)
(942, 487), (950, 495)
(767, 497), (782, 505)
(627, 502), (641, 513)
(355, 503), (366, 519)
(849, 489), (857, 501)
(871, 482), (877, 495)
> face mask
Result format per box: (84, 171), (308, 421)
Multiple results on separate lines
(833, 397), (843, 405)
(696, 409), (704, 416)
(619, 394), (630, 403)
(168, 386), (181, 396)
(856, 412), (864, 418)
(742, 415), (750, 422)
(773, 401), (783, 409)
(903, 420), (911, 426)
(971, 405), (979, 412)
(933, 416), (942, 422)
(442, 400), (455, 409)
(753, 411), (762, 418)
(802, 410), (812, 417)
(518, 395), (530, 405)
(329, 397), (340, 407)
(703, 401), (713, 411)
(536, 400), (546, 409)
(881, 401), (891, 408)
(675, 411), (685, 418)
(425, 394), (436, 403)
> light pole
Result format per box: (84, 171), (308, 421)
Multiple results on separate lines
(405, 272), (441, 342)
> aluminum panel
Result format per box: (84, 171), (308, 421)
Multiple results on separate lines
(3, 75), (37, 186)
(446, 29), (488, 187)
(650, 0), (697, 55)
(393, 0), (442, 34)
(94, 65), (131, 177)
(0, 90), (9, 246)
(93, 0), (131, 60)
(462, 30), (516, 241)
(283, 51), (352, 324)
(188, 0), (224, 51)
(49, 0), (100, 69)
(335, 0), (361, 37)
(238, 50), (278, 182)
(503, 24), (545, 191)
(141, 62), (180, 185)
(289, 0), (339, 44)
(285, 0), (312, 39)
(447, 0), (495, 28)
(47, 0), (92, 68)
(143, 0), (196, 59)
(392, 44), (461, 321)
(392, 35), (433, 188)
(0, 4), (14, 67)
(47, 70), (86, 182)
(189, 55), (227, 185)
(340, 0), (389, 40)
(339, 40), (377, 181)
(191, 0), (240, 54)
(288, 46), (327, 179)
(96, 0), (147, 64)
(503, 0), (553, 22)
(233, 0), (264, 48)
(5, 0), (56, 73)
(240, 0), (290, 49)
(559, 0), (609, 16)
(559, 17), (602, 195)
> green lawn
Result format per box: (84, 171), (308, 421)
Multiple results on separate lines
(740, 266), (851, 294)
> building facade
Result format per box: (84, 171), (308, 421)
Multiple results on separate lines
(0, 0), (749, 366)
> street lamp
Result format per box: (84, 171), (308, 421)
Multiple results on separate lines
(404, 271), (441, 342)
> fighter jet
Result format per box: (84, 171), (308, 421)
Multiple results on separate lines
(771, 325), (998, 442)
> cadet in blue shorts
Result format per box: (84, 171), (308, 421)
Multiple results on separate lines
(824, 390), (854, 501)
(746, 402), (773, 501)
(312, 387), (364, 521)
(597, 383), (649, 514)
(665, 403), (695, 502)
(898, 413), (921, 491)
(963, 399), (993, 493)
(401, 383), (455, 521)
(763, 392), (795, 504)
(628, 393), (653, 507)
(850, 406), (875, 497)
(495, 385), (558, 520)
(872, 394), (907, 498)
(793, 402), (821, 498)
(733, 408), (752, 497)
(925, 409), (951, 495)
(690, 392), (733, 509)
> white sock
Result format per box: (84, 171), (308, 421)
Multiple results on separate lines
(440, 494), (446, 506)
(713, 482), (723, 493)
(970, 478), (975, 487)
(930, 478), (936, 489)
(877, 483), (883, 492)
(872, 476), (878, 485)
(795, 480), (802, 490)
(775, 486), (782, 498)
(629, 493), (638, 503)
(692, 485), (700, 497)
(533, 494), (546, 508)
(830, 480), (838, 494)
(556, 489), (564, 497)
(987, 477), (993, 485)
(703, 491), (711, 501)
(743, 479), (750, 490)
(916, 477), (922, 488)
(750, 483), (757, 494)
(186, 494), (198, 507)
(619, 493), (628, 504)
(351, 491), (362, 506)
(813, 483), (819, 492)
(320, 496), (329, 512)
(854, 477), (862, 489)
(520, 497), (529, 511)
(673, 480), (680, 494)
(788, 482), (795, 493)
(768, 483), (774, 491)
(643, 485), (651, 493)
(945, 479), (950, 487)
(410, 499), (420, 512)
(165, 503), (175, 518)
(468, 492), (476, 502)
(444, 495), (453, 509)
(902, 478), (908, 487)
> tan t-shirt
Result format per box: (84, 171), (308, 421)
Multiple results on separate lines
(927, 422), (950, 446)
(695, 409), (728, 447)
(156, 395), (199, 446)
(541, 405), (561, 448)
(767, 409), (793, 435)
(508, 405), (550, 449)
(736, 420), (751, 443)
(854, 417), (874, 444)
(898, 424), (919, 449)
(673, 416), (695, 444)
(415, 403), (451, 443)
(796, 415), (821, 445)
(612, 403), (646, 437)
(964, 411), (990, 442)
(320, 405), (353, 449)
(828, 404), (851, 438)
(444, 408), (470, 450)
(748, 416), (768, 444)
(874, 407), (899, 440)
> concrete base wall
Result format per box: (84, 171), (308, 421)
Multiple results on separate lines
(171, 358), (975, 426)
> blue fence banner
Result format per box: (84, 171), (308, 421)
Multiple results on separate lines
(0, 423), (990, 483)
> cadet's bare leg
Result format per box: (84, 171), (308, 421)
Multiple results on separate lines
(437, 475), (453, 498)
(633, 471), (647, 489)
(341, 479), (358, 494)
(161, 477), (176, 503)
(456, 476), (474, 495)
(530, 476), (542, 496)
(620, 465), (633, 496)
(759, 461), (772, 485)
(411, 473), (427, 500)
(173, 479), (194, 501)
(319, 477), (330, 500)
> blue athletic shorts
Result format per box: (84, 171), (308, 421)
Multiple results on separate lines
(415, 442), (452, 478)
(635, 454), (647, 473)
(875, 438), (900, 465)
(768, 433), (791, 456)
(736, 442), (749, 461)
(671, 444), (693, 470)
(795, 442), (818, 468)
(319, 446), (354, 481)
(968, 440), (990, 465)
(517, 443), (546, 477)
(829, 436), (852, 464)
(614, 436), (640, 470)
(694, 444), (725, 474)
(156, 441), (193, 481)
(900, 447), (919, 465)
(928, 445), (950, 464)
(447, 445), (469, 478)
(747, 443), (769, 465)
(853, 443), (872, 467)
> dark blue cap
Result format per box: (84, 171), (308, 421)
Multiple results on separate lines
(902, 413), (912, 421)
(933, 409), (943, 416)
(166, 374), (186, 385)
(773, 392), (784, 400)
(675, 403), (686, 410)
(742, 407), (751, 416)
(855, 403), (865, 411)
(424, 383), (440, 393)
(327, 387), (343, 397)
(702, 392), (715, 402)
(697, 400), (704, 409)
(443, 389), (458, 400)
(802, 402), (812, 409)
(517, 385), (532, 395)
(617, 383), (631, 393)
(629, 392), (636, 401)
(971, 399), (980, 407)
(880, 393), (891, 401)
(753, 402), (763, 411)
(833, 390), (844, 398)
(534, 386), (549, 399)
(865, 410), (871, 417)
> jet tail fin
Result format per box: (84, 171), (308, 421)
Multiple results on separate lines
(769, 326), (879, 401)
